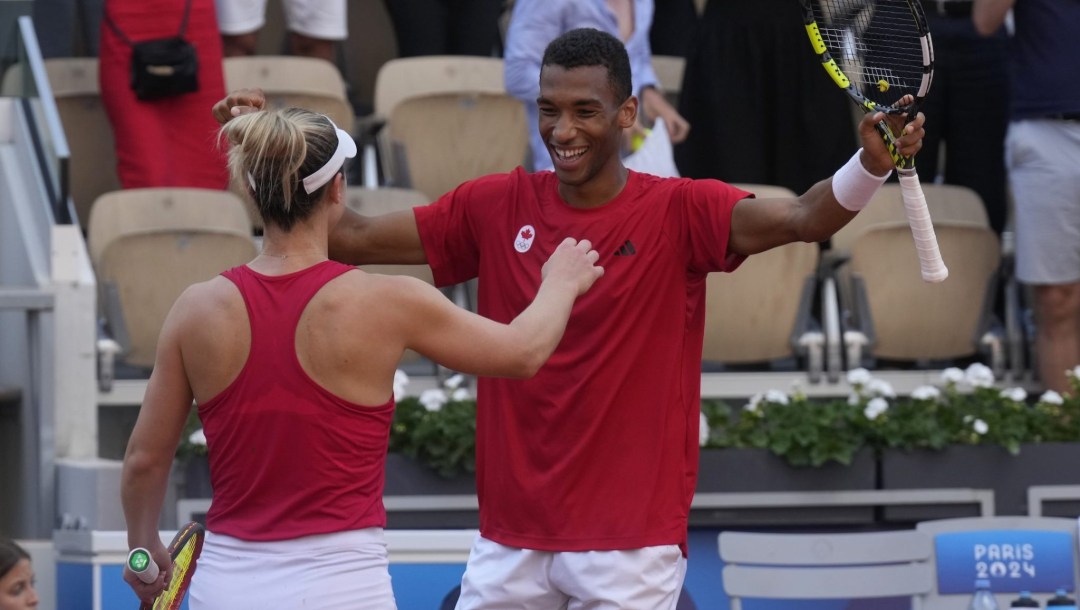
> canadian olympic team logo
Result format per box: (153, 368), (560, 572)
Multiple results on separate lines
(514, 225), (536, 253)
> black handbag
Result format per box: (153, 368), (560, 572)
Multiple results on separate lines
(105, 0), (198, 101)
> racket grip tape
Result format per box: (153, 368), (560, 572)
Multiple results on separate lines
(897, 170), (949, 282)
(127, 547), (159, 584)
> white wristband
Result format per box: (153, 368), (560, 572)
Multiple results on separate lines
(831, 149), (891, 212)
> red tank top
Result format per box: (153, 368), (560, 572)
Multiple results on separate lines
(199, 260), (395, 541)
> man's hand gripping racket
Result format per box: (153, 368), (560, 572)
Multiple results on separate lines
(801, 0), (948, 282)
(125, 521), (205, 610)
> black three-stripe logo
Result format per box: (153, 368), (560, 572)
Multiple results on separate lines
(614, 240), (637, 256)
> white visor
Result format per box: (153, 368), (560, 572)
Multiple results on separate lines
(301, 122), (357, 194)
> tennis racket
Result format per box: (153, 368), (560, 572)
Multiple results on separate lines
(800, 0), (948, 282)
(138, 521), (205, 610)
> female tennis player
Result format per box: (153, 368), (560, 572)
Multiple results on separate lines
(120, 107), (603, 608)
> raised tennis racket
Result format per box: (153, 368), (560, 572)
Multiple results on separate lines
(137, 521), (205, 610)
(800, 0), (948, 282)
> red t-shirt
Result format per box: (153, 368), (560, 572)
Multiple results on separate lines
(200, 261), (395, 541)
(415, 168), (747, 553)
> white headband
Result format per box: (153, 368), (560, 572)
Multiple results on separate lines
(246, 119), (357, 194)
(302, 121), (357, 194)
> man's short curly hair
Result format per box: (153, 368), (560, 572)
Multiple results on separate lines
(541, 28), (632, 103)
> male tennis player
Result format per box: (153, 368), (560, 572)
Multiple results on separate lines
(215, 27), (924, 609)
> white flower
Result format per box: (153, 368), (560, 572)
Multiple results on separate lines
(1000, 387), (1027, 403)
(847, 368), (872, 386)
(188, 428), (207, 446)
(419, 389), (448, 412)
(847, 393), (861, 406)
(699, 411), (710, 447)
(1069, 366), (1080, 381)
(393, 369), (410, 402)
(450, 388), (470, 402)
(965, 363), (995, 388)
(1040, 390), (1065, 405)
(864, 397), (889, 420)
(940, 367), (965, 385)
(444, 374), (465, 390)
(910, 385), (941, 401)
(744, 393), (763, 413)
(868, 378), (897, 398)
(973, 419), (989, 435)
(764, 389), (789, 405)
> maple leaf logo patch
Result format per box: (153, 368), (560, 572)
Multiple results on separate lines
(514, 225), (536, 253)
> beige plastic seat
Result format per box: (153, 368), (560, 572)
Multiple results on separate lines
(848, 220), (1001, 363)
(720, 529), (934, 610)
(373, 56), (507, 121)
(830, 182), (991, 259)
(88, 188), (257, 369)
(371, 56), (509, 188)
(387, 92), (527, 201)
(3, 58), (122, 229)
(223, 55), (355, 133)
(825, 183), (1002, 370)
(651, 55), (685, 109)
(704, 184), (825, 378)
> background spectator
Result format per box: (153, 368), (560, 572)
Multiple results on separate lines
(382, 0), (504, 58)
(214, 0), (346, 62)
(677, 0), (856, 195)
(974, 0), (1080, 392)
(100, 0), (229, 189)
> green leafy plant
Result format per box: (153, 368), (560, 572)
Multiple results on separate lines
(700, 365), (1080, 467)
(388, 373), (477, 478)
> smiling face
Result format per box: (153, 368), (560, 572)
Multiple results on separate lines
(0, 559), (38, 610)
(537, 64), (637, 204)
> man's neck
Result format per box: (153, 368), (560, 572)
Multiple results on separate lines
(557, 164), (629, 209)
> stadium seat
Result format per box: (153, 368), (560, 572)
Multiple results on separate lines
(369, 56), (509, 189)
(87, 188), (256, 371)
(651, 55), (685, 109)
(223, 55), (355, 133)
(704, 184), (825, 380)
(719, 529), (934, 610)
(2, 58), (122, 230)
(387, 92), (527, 201)
(825, 183), (1005, 372)
(846, 221), (1002, 368)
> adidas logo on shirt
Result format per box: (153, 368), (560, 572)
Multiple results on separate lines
(614, 240), (636, 256)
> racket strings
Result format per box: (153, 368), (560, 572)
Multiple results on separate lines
(153, 535), (200, 610)
(812, 0), (926, 105)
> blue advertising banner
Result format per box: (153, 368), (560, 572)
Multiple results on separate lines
(934, 530), (1075, 594)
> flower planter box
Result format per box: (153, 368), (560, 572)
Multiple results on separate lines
(692, 448), (878, 526)
(383, 452), (479, 529)
(880, 443), (1080, 521)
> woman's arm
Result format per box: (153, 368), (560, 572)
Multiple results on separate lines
(120, 290), (197, 603)
(392, 238), (603, 377)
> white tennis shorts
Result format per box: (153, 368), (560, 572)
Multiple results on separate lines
(188, 528), (396, 609)
(1007, 119), (1080, 285)
(214, 0), (347, 40)
(455, 535), (687, 610)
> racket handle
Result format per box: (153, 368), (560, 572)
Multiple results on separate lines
(897, 169), (948, 282)
(127, 547), (159, 584)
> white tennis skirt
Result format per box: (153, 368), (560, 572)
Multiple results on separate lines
(188, 528), (397, 609)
